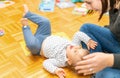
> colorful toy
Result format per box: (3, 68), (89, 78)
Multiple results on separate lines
(72, 3), (89, 16)
(56, 0), (75, 9)
(71, 0), (84, 3)
(39, 0), (55, 12)
(0, 29), (5, 36)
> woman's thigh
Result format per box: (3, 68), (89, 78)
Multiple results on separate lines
(80, 23), (120, 53)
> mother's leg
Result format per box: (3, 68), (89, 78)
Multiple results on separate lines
(80, 23), (120, 53)
(95, 67), (120, 78)
(81, 33), (103, 53)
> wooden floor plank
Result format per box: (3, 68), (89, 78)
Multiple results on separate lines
(0, 0), (109, 78)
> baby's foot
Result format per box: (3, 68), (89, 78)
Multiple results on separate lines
(21, 18), (28, 26)
(23, 4), (29, 16)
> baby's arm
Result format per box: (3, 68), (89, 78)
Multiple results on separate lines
(72, 31), (97, 49)
(72, 31), (91, 44)
(43, 59), (66, 78)
(55, 68), (66, 78)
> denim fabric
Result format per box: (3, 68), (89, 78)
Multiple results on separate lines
(95, 67), (120, 78)
(22, 12), (51, 55)
(79, 23), (120, 78)
(80, 23), (120, 53)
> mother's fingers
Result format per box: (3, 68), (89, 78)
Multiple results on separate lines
(77, 67), (96, 75)
(82, 53), (95, 59)
(76, 57), (95, 66)
(75, 64), (92, 70)
(83, 70), (95, 76)
(77, 68), (93, 74)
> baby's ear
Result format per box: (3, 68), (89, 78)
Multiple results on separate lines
(67, 59), (72, 65)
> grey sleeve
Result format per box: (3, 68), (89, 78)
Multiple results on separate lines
(72, 31), (91, 45)
(113, 54), (120, 69)
(43, 59), (65, 74)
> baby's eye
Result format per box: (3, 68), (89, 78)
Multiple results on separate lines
(74, 50), (77, 53)
(84, 1), (91, 4)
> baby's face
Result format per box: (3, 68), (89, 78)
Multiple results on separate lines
(66, 45), (88, 66)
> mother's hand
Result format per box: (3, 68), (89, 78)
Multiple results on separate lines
(75, 52), (114, 75)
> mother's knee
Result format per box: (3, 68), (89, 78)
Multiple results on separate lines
(80, 23), (92, 32)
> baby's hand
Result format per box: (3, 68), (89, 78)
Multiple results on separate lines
(87, 39), (97, 50)
(55, 68), (66, 78)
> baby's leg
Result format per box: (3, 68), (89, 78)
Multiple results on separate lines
(21, 18), (41, 55)
(23, 4), (51, 36)
(23, 4), (29, 17)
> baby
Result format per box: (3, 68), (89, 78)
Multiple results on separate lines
(21, 4), (97, 78)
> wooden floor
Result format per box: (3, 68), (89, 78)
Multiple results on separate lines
(0, 0), (109, 78)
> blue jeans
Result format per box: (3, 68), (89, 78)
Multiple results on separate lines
(22, 12), (51, 55)
(94, 67), (120, 78)
(80, 23), (120, 78)
(80, 23), (120, 53)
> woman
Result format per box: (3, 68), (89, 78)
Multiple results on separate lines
(75, 0), (120, 78)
